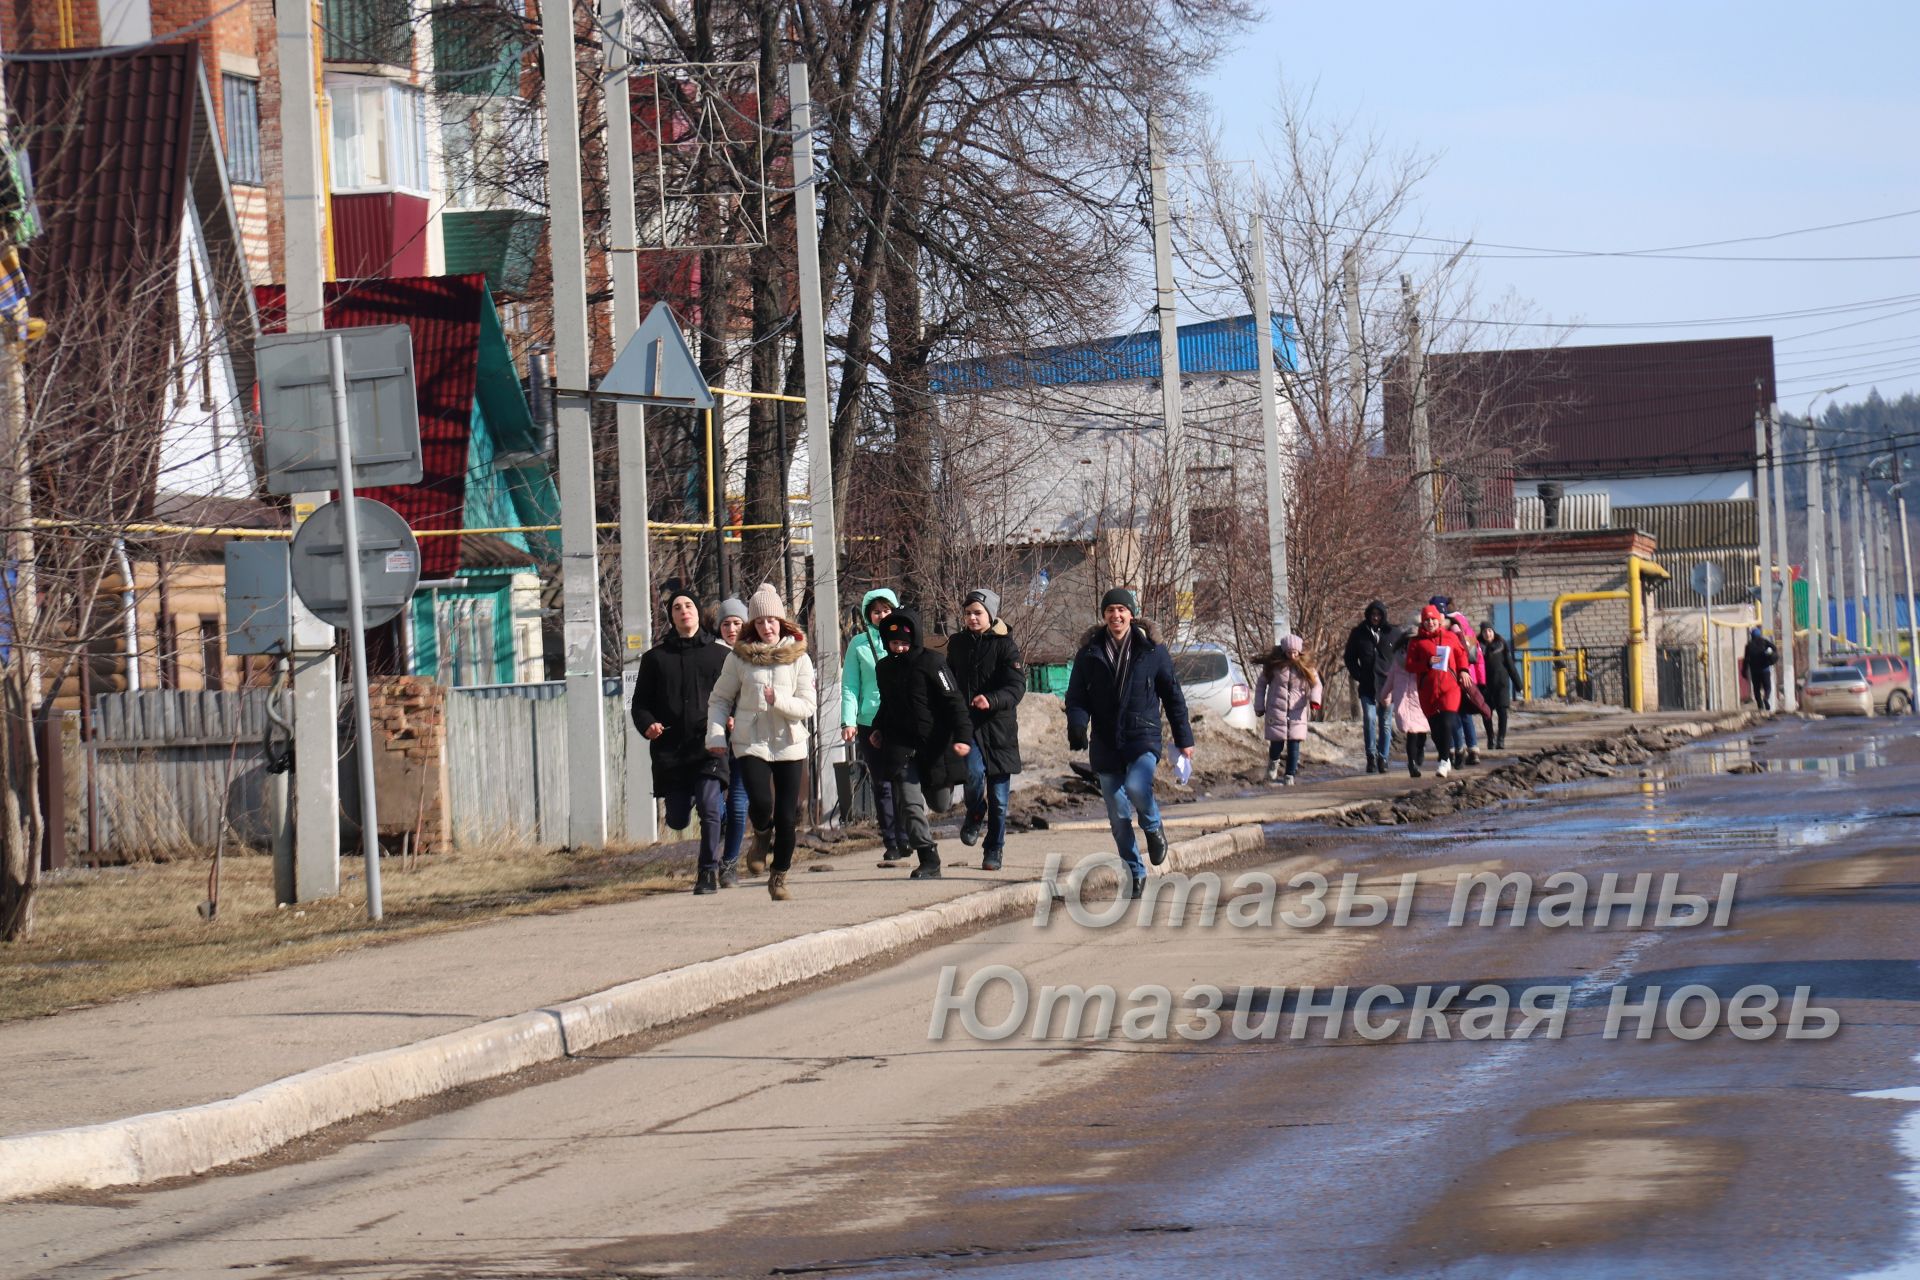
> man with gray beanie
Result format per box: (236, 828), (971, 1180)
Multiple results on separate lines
(947, 587), (1024, 871)
(1064, 587), (1194, 899)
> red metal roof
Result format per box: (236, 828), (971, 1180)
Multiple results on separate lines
(254, 275), (489, 577)
(1387, 336), (1776, 478)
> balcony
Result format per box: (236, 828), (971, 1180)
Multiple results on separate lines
(323, 0), (412, 69)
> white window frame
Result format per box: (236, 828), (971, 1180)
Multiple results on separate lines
(327, 76), (432, 196)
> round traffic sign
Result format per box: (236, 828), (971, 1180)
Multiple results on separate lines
(290, 497), (423, 630)
(1689, 561), (1723, 601)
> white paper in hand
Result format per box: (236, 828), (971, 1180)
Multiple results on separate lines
(1174, 752), (1194, 786)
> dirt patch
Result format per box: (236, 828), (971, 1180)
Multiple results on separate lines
(1327, 727), (1707, 827)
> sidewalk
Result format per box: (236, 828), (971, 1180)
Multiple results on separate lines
(0, 709), (1737, 1163)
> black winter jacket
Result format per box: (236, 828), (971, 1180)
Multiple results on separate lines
(873, 617), (975, 789)
(946, 620), (1025, 776)
(1479, 633), (1524, 708)
(1343, 601), (1395, 700)
(631, 629), (729, 782)
(1743, 635), (1778, 674)
(1064, 619), (1195, 774)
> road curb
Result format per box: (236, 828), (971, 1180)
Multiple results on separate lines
(0, 825), (1267, 1200)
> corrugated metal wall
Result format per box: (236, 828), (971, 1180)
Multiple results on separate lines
(1614, 500), (1757, 551)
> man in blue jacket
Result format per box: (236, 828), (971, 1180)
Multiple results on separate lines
(1064, 588), (1195, 899)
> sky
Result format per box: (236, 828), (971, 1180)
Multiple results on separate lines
(1201, 0), (1920, 412)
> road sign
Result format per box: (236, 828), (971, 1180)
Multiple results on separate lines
(597, 302), (714, 408)
(257, 325), (423, 495)
(289, 498), (422, 630)
(1691, 561), (1724, 601)
(225, 542), (293, 656)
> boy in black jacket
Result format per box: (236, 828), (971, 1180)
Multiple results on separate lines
(631, 587), (730, 894)
(871, 609), (974, 880)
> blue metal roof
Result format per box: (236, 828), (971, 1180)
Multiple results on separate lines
(927, 314), (1297, 394)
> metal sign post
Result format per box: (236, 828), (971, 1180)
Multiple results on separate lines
(329, 333), (385, 922)
(1693, 561), (1723, 711)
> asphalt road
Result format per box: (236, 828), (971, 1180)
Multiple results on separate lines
(6, 715), (1918, 1279)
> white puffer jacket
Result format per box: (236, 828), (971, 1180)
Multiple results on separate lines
(706, 620), (817, 762)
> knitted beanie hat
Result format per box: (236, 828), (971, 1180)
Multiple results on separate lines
(1282, 633), (1304, 656)
(963, 587), (1001, 620)
(747, 582), (785, 622)
(716, 596), (749, 625)
(1100, 587), (1138, 615)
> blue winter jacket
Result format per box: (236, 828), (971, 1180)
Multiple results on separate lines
(1064, 619), (1195, 774)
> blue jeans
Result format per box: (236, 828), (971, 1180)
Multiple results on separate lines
(964, 749), (1011, 854)
(723, 756), (749, 865)
(1361, 699), (1391, 763)
(1451, 708), (1478, 753)
(663, 774), (727, 872)
(1097, 752), (1163, 877)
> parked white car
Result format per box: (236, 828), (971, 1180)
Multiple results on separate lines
(1171, 643), (1260, 733)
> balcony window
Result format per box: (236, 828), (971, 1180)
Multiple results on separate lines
(433, 0), (528, 97)
(221, 74), (263, 186)
(323, 0), (412, 68)
(441, 95), (542, 210)
(329, 78), (430, 194)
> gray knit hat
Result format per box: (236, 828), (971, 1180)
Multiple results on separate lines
(716, 596), (749, 625)
(962, 587), (1001, 620)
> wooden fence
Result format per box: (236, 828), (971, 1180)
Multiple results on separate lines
(81, 690), (277, 859)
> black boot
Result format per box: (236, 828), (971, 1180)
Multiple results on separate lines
(693, 867), (719, 895)
(981, 850), (1003, 872)
(881, 845), (910, 864)
(718, 860), (740, 889)
(1144, 826), (1169, 866)
(909, 846), (942, 879)
(1365, 753), (1378, 774)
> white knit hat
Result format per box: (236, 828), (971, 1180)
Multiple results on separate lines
(747, 582), (785, 622)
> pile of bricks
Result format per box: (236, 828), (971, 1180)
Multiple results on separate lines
(368, 677), (450, 854)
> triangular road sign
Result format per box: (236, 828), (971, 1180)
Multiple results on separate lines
(597, 302), (715, 409)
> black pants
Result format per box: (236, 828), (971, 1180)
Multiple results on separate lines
(1753, 671), (1773, 712)
(661, 772), (727, 872)
(1486, 703), (1509, 747)
(736, 756), (804, 872)
(1428, 710), (1456, 760)
(857, 728), (901, 850)
(1406, 731), (1428, 767)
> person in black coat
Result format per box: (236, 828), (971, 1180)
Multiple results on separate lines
(631, 586), (730, 894)
(1064, 587), (1195, 899)
(947, 587), (1025, 871)
(871, 608), (974, 879)
(1476, 621), (1524, 749)
(1343, 599), (1395, 772)
(1742, 627), (1779, 712)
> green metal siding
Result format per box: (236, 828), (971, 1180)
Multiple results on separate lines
(442, 209), (543, 297)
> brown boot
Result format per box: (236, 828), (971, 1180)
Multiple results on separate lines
(767, 870), (790, 901)
(745, 827), (771, 876)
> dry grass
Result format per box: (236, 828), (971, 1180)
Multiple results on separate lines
(0, 845), (689, 1023)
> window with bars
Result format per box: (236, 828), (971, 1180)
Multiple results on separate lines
(222, 74), (263, 186)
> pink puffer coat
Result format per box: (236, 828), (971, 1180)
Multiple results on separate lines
(1255, 662), (1323, 742)
(1383, 662), (1429, 735)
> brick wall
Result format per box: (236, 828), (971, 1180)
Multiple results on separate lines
(367, 676), (451, 854)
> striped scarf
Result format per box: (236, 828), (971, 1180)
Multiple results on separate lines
(1105, 628), (1133, 697)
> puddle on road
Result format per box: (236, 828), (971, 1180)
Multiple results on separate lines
(1405, 1097), (1739, 1256)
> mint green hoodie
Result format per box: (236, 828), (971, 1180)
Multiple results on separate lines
(840, 587), (899, 726)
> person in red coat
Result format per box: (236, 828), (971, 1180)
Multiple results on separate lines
(1405, 604), (1469, 778)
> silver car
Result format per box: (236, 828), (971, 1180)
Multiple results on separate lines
(1171, 643), (1260, 733)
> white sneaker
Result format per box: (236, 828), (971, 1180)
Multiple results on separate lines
(1436, 758), (1453, 778)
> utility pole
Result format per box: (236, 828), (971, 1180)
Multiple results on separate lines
(1852, 476), (1872, 650)
(1806, 432), (1826, 665)
(1889, 442), (1918, 700)
(275, 0), (339, 900)
(600, 0), (656, 845)
(1250, 208), (1289, 641)
(1402, 275), (1436, 577)
(1828, 456), (1849, 646)
(1753, 407), (1779, 709)
(543, 0), (608, 848)
(1146, 112), (1192, 632)
(1767, 404), (1796, 709)
(788, 62), (843, 825)
(1877, 500), (1896, 649)
(1344, 248), (1365, 421)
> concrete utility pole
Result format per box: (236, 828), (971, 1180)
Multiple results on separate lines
(1828, 457), (1849, 645)
(1344, 248), (1365, 421)
(1889, 444), (1919, 701)
(1852, 476), (1872, 650)
(1402, 274), (1436, 577)
(600, 0), (656, 845)
(1767, 405), (1796, 709)
(787, 62), (843, 825)
(1754, 408), (1778, 707)
(543, 0), (608, 848)
(1146, 112), (1192, 630)
(1807, 448), (1826, 665)
(275, 0), (340, 900)
(1249, 209), (1290, 641)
